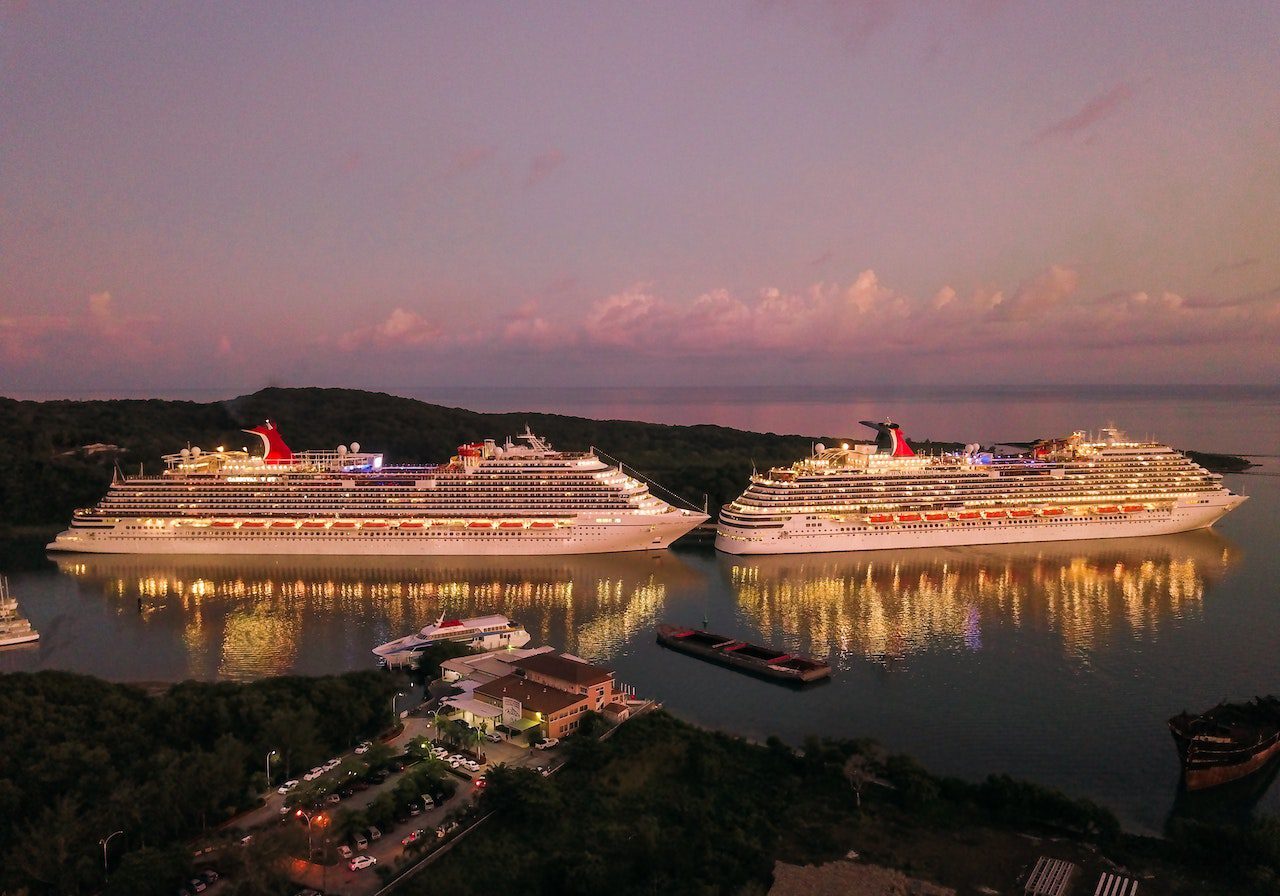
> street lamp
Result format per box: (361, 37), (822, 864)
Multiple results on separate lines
(99, 829), (123, 881)
(392, 691), (407, 720)
(266, 749), (277, 790)
(295, 809), (319, 863)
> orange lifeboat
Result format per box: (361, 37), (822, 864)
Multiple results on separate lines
(399, 521), (425, 529)
(530, 521), (556, 529)
(212, 520), (236, 528)
(271, 520), (297, 529)
(240, 520), (267, 529)
(1122, 505), (1145, 513)
(868, 514), (893, 524)
(362, 521), (390, 529)
(1010, 510), (1033, 519)
(1097, 506), (1120, 515)
(925, 512), (949, 521)
(331, 521), (357, 529)
(957, 511), (980, 521)
(1039, 508), (1066, 517)
(982, 510), (1007, 520)
(301, 521), (327, 529)
(499, 521), (524, 529)
(896, 513), (922, 523)
(467, 521), (494, 529)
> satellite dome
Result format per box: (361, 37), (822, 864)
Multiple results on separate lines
(337, 445), (347, 455)
(350, 442), (360, 453)
(179, 448), (190, 459)
(814, 443), (826, 454)
(191, 446), (201, 458)
(491, 446), (504, 457)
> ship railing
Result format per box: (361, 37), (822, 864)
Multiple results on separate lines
(591, 447), (706, 514)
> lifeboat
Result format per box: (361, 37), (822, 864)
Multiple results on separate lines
(868, 514), (893, 524)
(499, 521), (524, 529)
(982, 510), (1007, 519)
(896, 513), (922, 523)
(1123, 505), (1145, 513)
(362, 521), (390, 529)
(331, 521), (358, 529)
(211, 521), (236, 528)
(530, 521), (556, 529)
(240, 521), (267, 529)
(957, 511), (980, 521)
(301, 521), (327, 529)
(925, 512), (949, 522)
(399, 521), (425, 529)
(1039, 508), (1066, 517)
(1097, 506), (1120, 515)
(467, 521), (494, 529)
(1010, 510), (1033, 519)
(271, 521), (297, 529)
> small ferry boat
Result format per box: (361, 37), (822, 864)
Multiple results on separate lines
(372, 614), (531, 669)
(0, 577), (39, 647)
(655, 624), (831, 684)
(1169, 697), (1280, 790)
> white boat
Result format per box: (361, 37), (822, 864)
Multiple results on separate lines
(373, 614), (531, 668)
(47, 422), (707, 556)
(716, 421), (1247, 555)
(0, 577), (39, 647)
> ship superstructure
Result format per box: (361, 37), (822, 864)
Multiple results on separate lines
(48, 422), (707, 556)
(715, 421), (1246, 555)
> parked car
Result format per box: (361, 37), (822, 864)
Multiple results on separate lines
(337, 844), (353, 859)
(324, 793), (340, 805)
(369, 769), (389, 784)
(462, 759), (480, 773)
(348, 855), (377, 871)
(401, 829), (425, 846)
(198, 869), (219, 884)
(485, 732), (503, 743)
(189, 880), (207, 893)
(534, 738), (559, 750)
(474, 776), (487, 790)
(303, 767), (324, 781)
(353, 834), (368, 850)
(322, 758), (340, 771)
(421, 795), (435, 808)
(407, 803), (421, 817)
(354, 740), (372, 754)
(367, 826), (382, 841)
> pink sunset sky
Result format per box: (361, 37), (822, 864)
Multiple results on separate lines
(2, 1), (1278, 393)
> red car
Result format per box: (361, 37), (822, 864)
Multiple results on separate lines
(401, 829), (425, 846)
(474, 776), (487, 789)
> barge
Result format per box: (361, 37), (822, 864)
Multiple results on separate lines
(656, 624), (831, 684)
(1169, 697), (1280, 790)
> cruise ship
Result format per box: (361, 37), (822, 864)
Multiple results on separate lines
(373, 614), (531, 668)
(47, 422), (707, 556)
(715, 421), (1246, 555)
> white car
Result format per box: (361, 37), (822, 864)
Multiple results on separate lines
(277, 780), (299, 794)
(449, 759), (462, 769)
(431, 747), (448, 757)
(462, 760), (480, 773)
(303, 767), (324, 781)
(354, 741), (372, 755)
(533, 738), (559, 750)
(348, 855), (377, 871)
(485, 732), (503, 743)
(323, 758), (340, 771)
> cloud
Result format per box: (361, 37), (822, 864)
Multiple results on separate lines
(989, 264), (1080, 320)
(1212, 256), (1260, 275)
(450, 145), (495, 176)
(1028, 82), (1133, 146)
(0, 291), (162, 369)
(336, 307), (443, 351)
(525, 149), (565, 188)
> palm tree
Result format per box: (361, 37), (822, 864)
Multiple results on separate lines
(430, 709), (448, 746)
(467, 725), (485, 764)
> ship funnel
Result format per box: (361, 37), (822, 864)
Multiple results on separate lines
(859, 420), (916, 458)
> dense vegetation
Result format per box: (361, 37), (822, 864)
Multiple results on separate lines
(417, 711), (1280, 896)
(0, 387), (915, 530)
(0, 670), (399, 895)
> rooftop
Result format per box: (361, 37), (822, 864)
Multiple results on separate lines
(511, 652), (613, 687)
(474, 674), (586, 715)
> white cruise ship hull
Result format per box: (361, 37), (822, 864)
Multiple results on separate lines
(716, 494), (1244, 555)
(48, 511), (706, 557)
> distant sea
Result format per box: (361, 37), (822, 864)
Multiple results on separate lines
(10, 384), (1280, 455)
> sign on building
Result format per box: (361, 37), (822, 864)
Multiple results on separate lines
(502, 696), (522, 727)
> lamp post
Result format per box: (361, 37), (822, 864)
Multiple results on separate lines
(265, 749), (277, 790)
(392, 691), (407, 721)
(295, 809), (318, 864)
(99, 829), (123, 882)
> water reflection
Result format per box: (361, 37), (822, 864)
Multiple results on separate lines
(52, 552), (699, 680)
(724, 532), (1238, 667)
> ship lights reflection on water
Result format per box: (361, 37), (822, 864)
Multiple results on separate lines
(726, 531), (1235, 666)
(53, 554), (687, 678)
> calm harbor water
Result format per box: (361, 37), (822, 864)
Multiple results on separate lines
(2, 386), (1278, 834)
